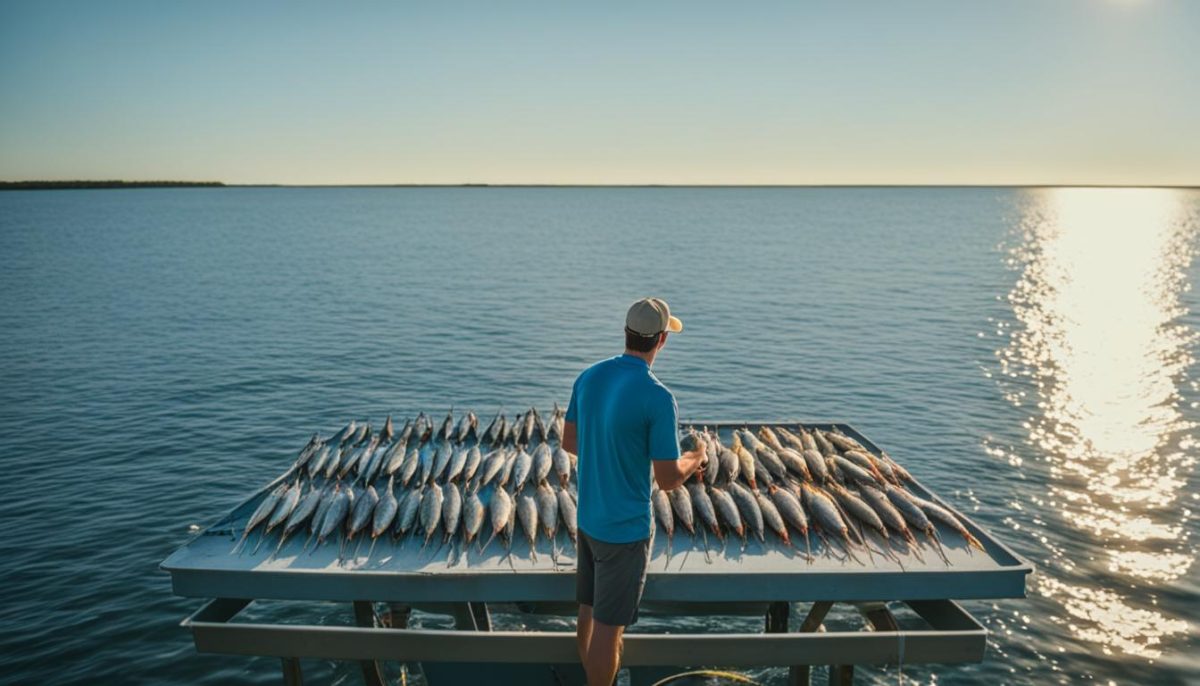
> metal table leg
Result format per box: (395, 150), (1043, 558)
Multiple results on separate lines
(791, 601), (834, 686)
(353, 601), (386, 686)
(281, 657), (303, 686)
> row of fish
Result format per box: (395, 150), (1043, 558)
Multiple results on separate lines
(287, 409), (575, 490)
(229, 415), (984, 569)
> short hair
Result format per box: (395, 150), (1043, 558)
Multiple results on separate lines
(625, 327), (661, 353)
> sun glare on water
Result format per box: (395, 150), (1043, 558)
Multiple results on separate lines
(998, 188), (1197, 658)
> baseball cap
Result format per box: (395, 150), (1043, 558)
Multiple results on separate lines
(625, 297), (683, 336)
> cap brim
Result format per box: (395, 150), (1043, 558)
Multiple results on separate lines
(667, 316), (683, 333)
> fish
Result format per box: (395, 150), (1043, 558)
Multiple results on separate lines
(483, 485), (514, 553)
(825, 429), (866, 454)
(293, 434), (322, 471)
(361, 441), (391, 484)
(461, 445), (483, 483)
(552, 446), (572, 487)
(346, 485), (379, 546)
(323, 446), (344, 480)
(881, 452), (913, 483)
(813, 430), (837, 456)
(442, 482), (463, 543)
(420, 483), (445, 548)
(397, 448), (420, 487)
(798, 428), (818, 453)
(521, 409), (536, 445)
(430, 441), (454, 483)
(546, 403), (562, 441)
(383, 437), (411, 476)
(395, 418), (415, 447)
(331, 420), (357, 446)
(309, 484), (338, 537)
(380, 415), (395, 444)
(351, 422), (371, 446)
(495, 414), (511, 446)
(752, 459), (774, 490)
(532, 407), (548, 443)
(774, 426), (807, 452)
(265, 480), (302, 535)
(496, 449), (517, 487)
(842, 450), (886, 483)
(718, 445), (739, 484)
(909, 493), (985, 552)
(802, 449), (830, 483)
(687, 482), (722, 539)
(536, 482), (559, 547)
(857, 484), (915, 541)
(709, 486), (745, 540)
(556, 486), (578, 544)
(366, 478), (399, 559)
(453, 411), (475, 443)
(510, 448), (533, 491)
(307, 444), (332, 477)
(438, 409), (455, 442)
(730, 434), (756, 489)
(445, 445), (469, 483)
(652, 486), (675, 567)
(315, 486), (351, 547)
(531, 443), (553, 485)
(476, 449), (507, 488)
(831, 455), (879, 487)
(667, 486), (696, 535)
(754, 490), (790, 546)
(233, 483), (287, 554)
(481, 411), (504, 445)
(273, 484), (325, 558)
(768, 485), (811, 559)
(800, 483), (856, 557)
(757, 426), (786, 453)
(393, 485), (423, 540)
(754, 445), (789, 481)
(517, 492), (539, 560)
(728, 482), (765, 543)
(776, 447), (812, 482)
(462, 490), (486, 546)
(829, 483), (888, 540)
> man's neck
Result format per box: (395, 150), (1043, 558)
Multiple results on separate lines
(623, 348), (656, 367)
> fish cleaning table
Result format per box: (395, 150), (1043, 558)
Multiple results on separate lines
(163, 421), (1032, 686)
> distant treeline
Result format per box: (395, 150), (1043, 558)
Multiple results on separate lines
(0, 180), (225, 190)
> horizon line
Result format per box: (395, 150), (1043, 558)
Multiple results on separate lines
(2, 180), (1198, 190)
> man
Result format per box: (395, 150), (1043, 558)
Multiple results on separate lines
(561, 297), (707, 686)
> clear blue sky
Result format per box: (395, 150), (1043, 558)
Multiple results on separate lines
(1, 1), (1197, 185)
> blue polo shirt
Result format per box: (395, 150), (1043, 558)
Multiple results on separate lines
(565, 354), (681, 544)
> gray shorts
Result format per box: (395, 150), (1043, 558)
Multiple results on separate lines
(576, 531), (651, 627)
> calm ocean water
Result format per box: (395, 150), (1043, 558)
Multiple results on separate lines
(0, 187), (1197, 685)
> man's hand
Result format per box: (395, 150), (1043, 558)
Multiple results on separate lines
(652, 439), (706, 491)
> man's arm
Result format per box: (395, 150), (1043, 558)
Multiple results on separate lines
(652, 438), (705, 491)
(562, 420), (578, 455)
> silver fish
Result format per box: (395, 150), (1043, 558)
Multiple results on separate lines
(667, 487), (695, 535)
(776, 447), (812, 482)
(445, 445), (469, 483)
(380, 415), (395, 443)
(485, 486), (514, 551)
(233, 483), (287, 553)
(477, 449), (507, 488)
(265, 481), (302, 534)
(552, 446), (572, 486)
(420, 483), (444, 547)
(383, 438), (410, 476)
(709, 486), (744, 539)
(371, 478), (399, 539)
(728, 482), (765, 542)
(531, 443), (553, 485)
(802, 449), (830, 483)
(831, 455), (879, 487)
(461, 446), (483, 483)
(348, 485), (379, 541)
(556, 486), (578, 543)
(517, 492), (539, 559)
(754, 490), (789, 545)
(442, 483), (463, 542)
(316, 486), (351, 545)
(308, 444), (332, 477)
(481, 411), (504, 445)
(397, 447), (420, 486)
(536, 482), (558, 540)
(825, 430), (866, 453)
(430, 441), (454, 483)
(323, 446), (344, 480)
(462, 490), (486, 545)
(511, 448), (533, 490)
(687, 482), (722, 538)
(393, 485), (423, 538)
